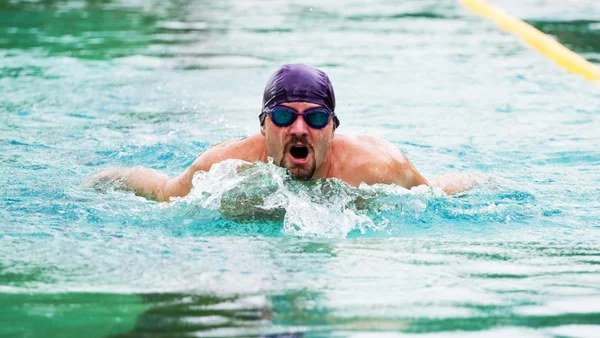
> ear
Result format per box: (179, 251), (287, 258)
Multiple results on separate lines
(260, 124), (266, 136)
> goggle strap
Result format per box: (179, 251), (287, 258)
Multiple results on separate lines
(259, 112), (267, 125)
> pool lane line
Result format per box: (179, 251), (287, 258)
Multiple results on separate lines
(459, 0), (600, 81)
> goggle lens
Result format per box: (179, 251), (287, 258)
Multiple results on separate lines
(305, 110), (329, 128)
(271, 108), (295, 127)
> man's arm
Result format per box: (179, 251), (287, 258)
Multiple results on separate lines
(85, 166), (173, 201)
(387, 157), (480, 195)
(85, 158), (209, 202)
(374, 138), (480, 195)
(86, 140), (239, 202)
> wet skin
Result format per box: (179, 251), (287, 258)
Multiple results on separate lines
(88, 102), (479, 201)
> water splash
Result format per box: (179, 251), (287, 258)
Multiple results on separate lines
(166, 160), (533, 238)
(172, 159), (371, 238)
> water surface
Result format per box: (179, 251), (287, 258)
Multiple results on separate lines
(1, 0), (600, 337)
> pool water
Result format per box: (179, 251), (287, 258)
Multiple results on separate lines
(1, 0), (600, 337)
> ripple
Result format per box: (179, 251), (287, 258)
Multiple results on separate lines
(117, 54), (265, 70)
(537, 151), (600, 165)
(346, 12), (454, 21)
(156, 21), (209, 31)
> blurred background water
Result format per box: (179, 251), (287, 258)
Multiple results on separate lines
(1, 0), (600, 337)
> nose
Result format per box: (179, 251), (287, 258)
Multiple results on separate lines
(288, 115), (309, 137)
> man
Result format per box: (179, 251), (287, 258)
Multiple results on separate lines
(88, 64), (478, 201)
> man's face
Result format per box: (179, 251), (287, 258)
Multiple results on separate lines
(261, 102), (335, 180)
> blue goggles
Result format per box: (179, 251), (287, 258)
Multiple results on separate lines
(259, 106), (340, 129)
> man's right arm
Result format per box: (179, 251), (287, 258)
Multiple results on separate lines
(86, 141), (235, 202)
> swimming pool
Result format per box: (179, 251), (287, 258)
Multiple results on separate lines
(1, 0), (600, 336)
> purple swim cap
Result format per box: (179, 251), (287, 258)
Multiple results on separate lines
(259, 64), (340, 129)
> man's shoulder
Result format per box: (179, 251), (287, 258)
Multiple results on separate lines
(191, 135), (266, 172)
(330, 134), (409, 185)
(209, 135), (265, 155)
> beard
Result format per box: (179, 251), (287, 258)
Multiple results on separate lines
(279, 137), (316, 180)
(280, 156), (316, 180)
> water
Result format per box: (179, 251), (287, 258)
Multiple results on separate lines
(1, 0), (600, 336)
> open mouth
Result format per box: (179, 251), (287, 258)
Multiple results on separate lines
(289, 145), (309, 160)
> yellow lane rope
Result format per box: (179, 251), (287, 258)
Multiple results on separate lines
(459, 0), (600, 81)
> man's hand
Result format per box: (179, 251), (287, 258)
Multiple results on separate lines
(428, 172), (484, 195)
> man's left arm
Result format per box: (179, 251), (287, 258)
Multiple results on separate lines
(384, 144), (480, 195)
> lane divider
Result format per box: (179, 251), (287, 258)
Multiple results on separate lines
(459, 0), (600, 81)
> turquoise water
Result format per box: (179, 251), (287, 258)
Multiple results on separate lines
(1, 0), (600, 336)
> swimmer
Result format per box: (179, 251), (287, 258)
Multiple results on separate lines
(88, 64), (480, 201)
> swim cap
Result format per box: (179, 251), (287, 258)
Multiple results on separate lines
(260, 64), (340, 129)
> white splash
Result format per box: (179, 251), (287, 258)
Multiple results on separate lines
(173, 160), (450, 238)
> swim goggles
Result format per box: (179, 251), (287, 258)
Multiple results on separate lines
(259, 106), (340, 129)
